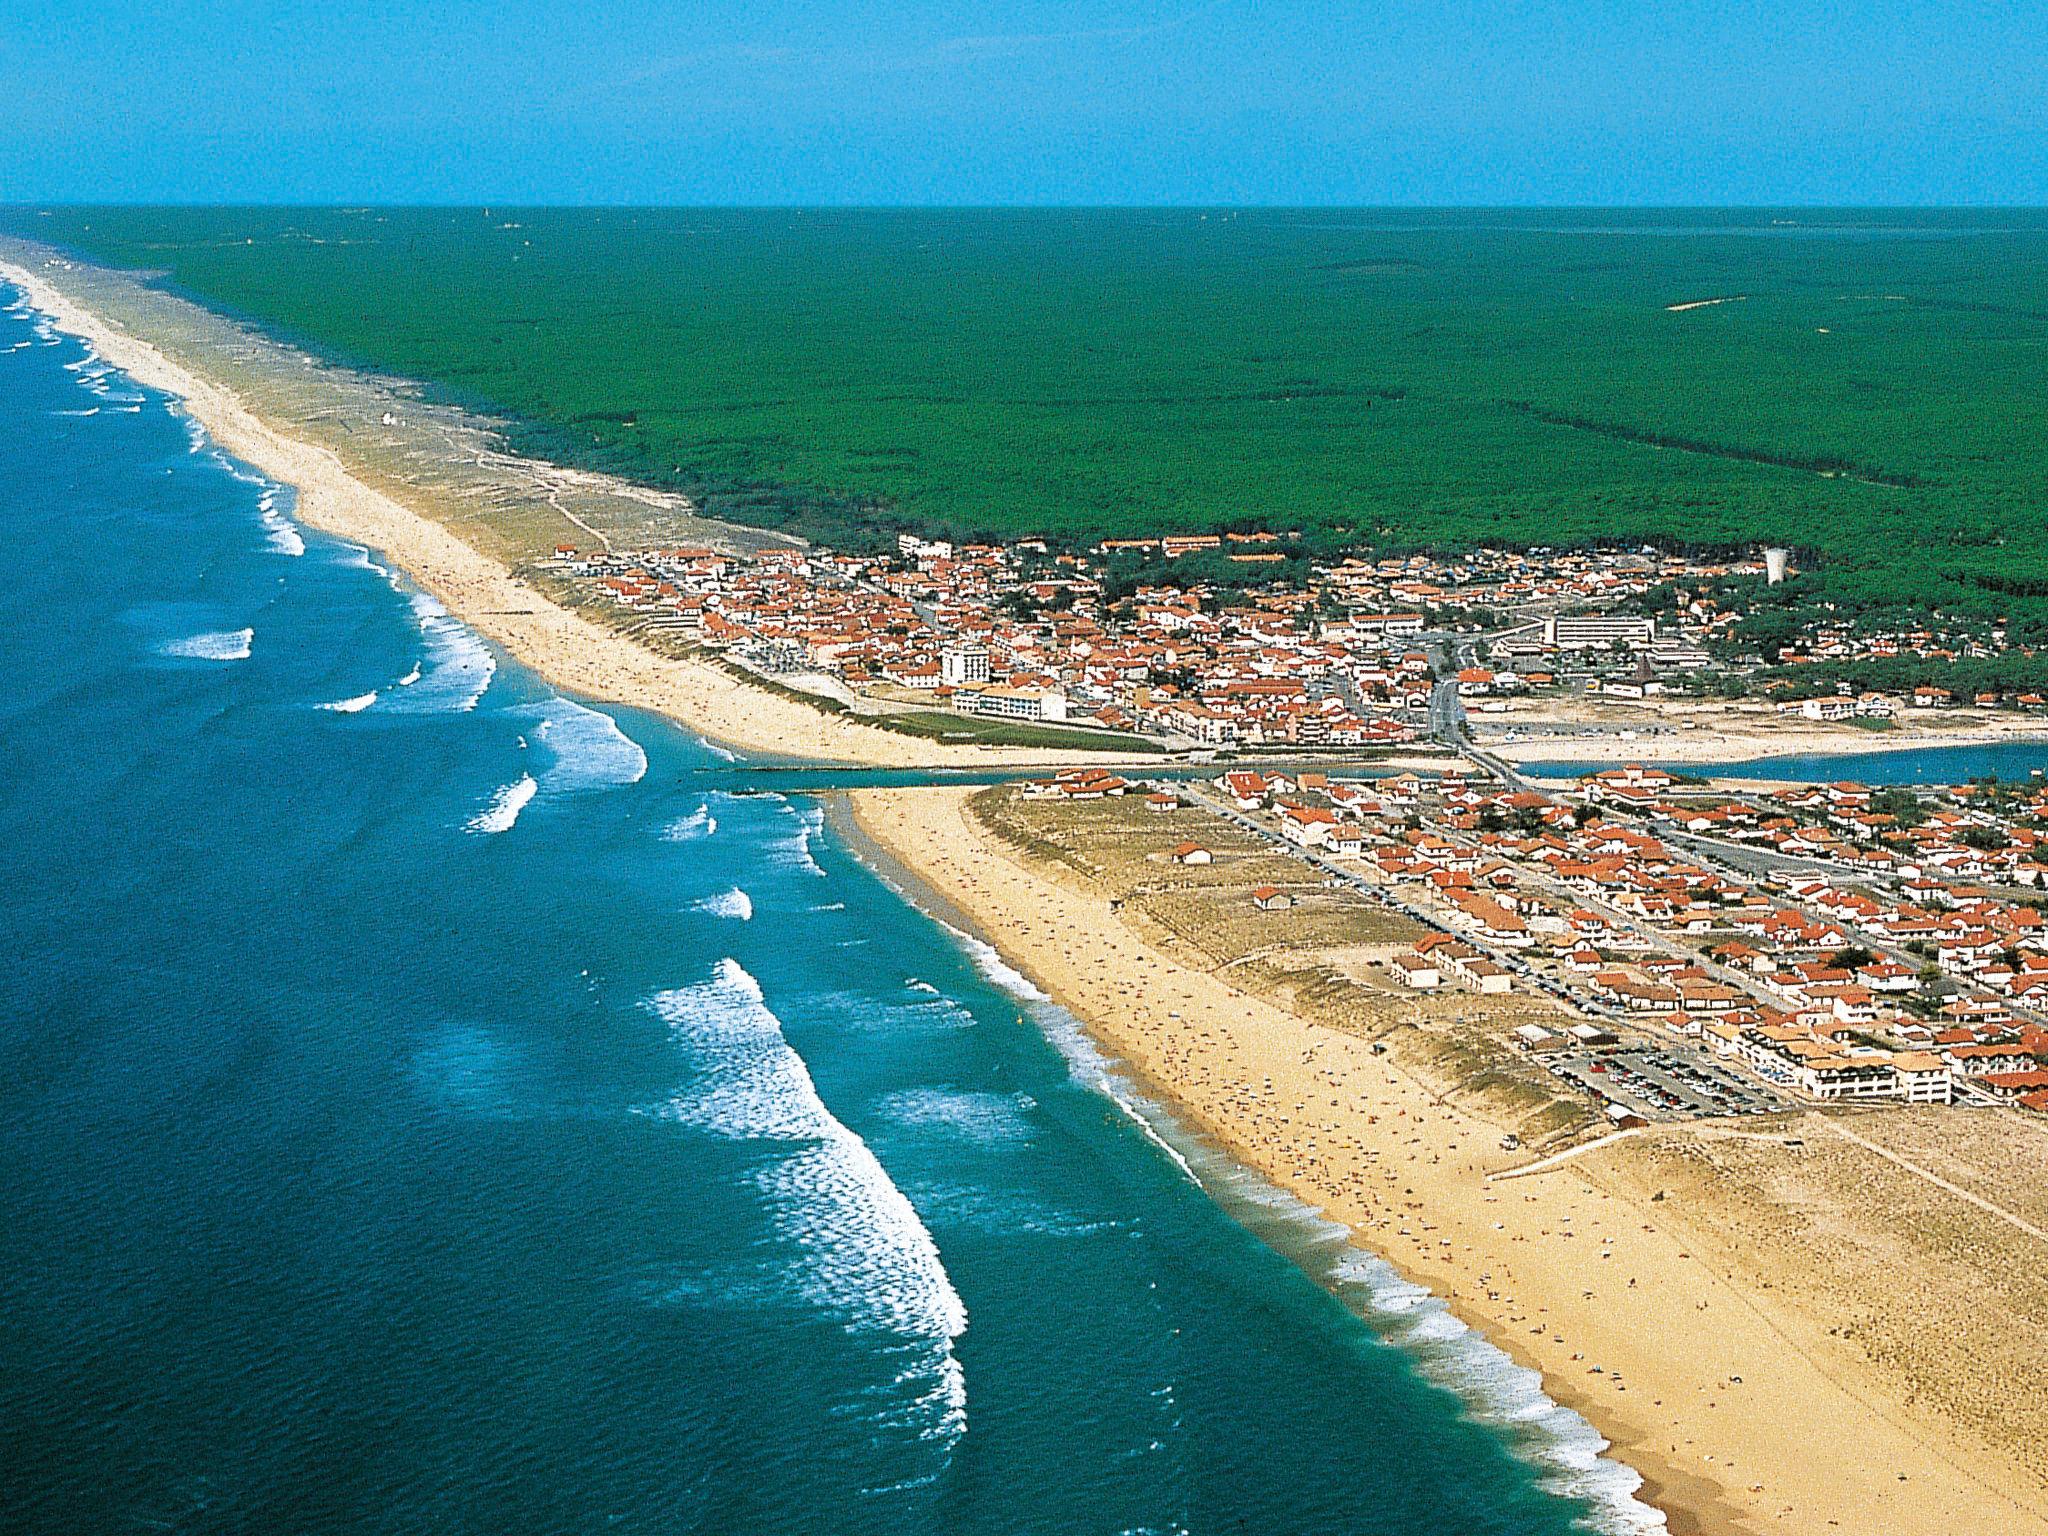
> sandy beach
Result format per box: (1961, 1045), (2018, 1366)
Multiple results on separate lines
(15, 242), (2048, 1536)
(1484, 694), (2048, 768)
(851, 784), (2048, 1536)
(0, 253), (1119, 772)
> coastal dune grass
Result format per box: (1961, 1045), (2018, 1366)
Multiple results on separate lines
(18, 206), (2048, 618)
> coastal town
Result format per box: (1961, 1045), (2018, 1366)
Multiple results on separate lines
(1011, 757), (2048, 1125)
(16, 232), (2048, 1536)
(541, 531), (2048, 756)
(537, 528), (2048, 1121)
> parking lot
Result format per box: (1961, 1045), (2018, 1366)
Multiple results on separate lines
(1545, 1046), (1787, 1121)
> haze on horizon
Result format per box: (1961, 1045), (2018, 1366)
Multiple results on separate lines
(3, 0), (2045, 207)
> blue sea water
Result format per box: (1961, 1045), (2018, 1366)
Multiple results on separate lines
(0, 287), (1659, 1535)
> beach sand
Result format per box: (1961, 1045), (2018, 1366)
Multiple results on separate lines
(17, 242), (2048, 1536)
(0, 252), (1118, 771)
(1487, 694), (2048, 768)
(850, 783), (2048, 1536)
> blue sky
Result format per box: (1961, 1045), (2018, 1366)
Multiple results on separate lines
(3, 0), (2044, 204)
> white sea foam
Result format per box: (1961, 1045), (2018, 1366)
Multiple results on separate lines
(320, 691), (378, 714)
(769, 800), (828, 876)
(938, 921), (1664, 1534)
(909, 1179), (1112, 1240)
(339, 543), (393, 580)
(1336, 1244), (1667, 1531)
(467, 773), (537, 834)
(528, 696), (647, 793)
(257, 486), (305, 557)
(380, 591), (494, 713)
(873, 1087), (1034, 1146)
(180, 414), (207, 454)
(53, 406), (99, 417)
(652, 960), (967, 1447)
(162, 627), (254, 662)
(662, 804), (717, 842)
(694, 886), (754, 921)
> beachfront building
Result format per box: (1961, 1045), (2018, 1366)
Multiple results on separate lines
(965, 685), (1068, 722)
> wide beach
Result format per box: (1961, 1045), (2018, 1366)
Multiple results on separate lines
(12, 241), (2048, 1536)
(850, 784), (2048, 1536)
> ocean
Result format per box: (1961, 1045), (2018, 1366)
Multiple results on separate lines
(0, 285), (1659, 1535)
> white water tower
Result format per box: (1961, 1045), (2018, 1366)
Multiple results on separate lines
(1764, 547), (1791, 585)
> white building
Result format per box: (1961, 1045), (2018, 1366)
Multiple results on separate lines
(1544, 614), (1657, 651)
(940, 645), (991, 687)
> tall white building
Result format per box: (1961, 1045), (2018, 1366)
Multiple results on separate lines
(940, 645), (991, 687)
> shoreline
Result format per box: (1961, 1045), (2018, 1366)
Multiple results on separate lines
(15, 246), (2047, 1534)
(848, 783), (2048, 1536)
(0, 252), (1120, 773)
(826, 792), (1682, 1533)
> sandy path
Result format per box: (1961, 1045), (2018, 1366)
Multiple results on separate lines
(851, 784), (2048, 1536)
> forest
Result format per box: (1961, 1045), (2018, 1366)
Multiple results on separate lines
(14, 206), (2048, 625)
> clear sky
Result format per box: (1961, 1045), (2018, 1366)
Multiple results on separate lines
(4, 0), (2044, 205)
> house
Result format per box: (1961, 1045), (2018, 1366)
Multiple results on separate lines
(1891, 1052), (1954, 1104)
(1975, 1068), (2048, 1103)
(1145, 792), (1180, 814)
(1799, 696), (1857, 722)
(1945, 1041), (2036, 1076)
(1458, 958), (1514, 994)
(1856, 959), (1919, 993)
(1171, 842), (1213, 867)
(1390, 952), (1443, 989)
(1800, 1054), (1902, 1101)
(1327, 825), (1368, 857)
(1277, 803), (1341, 850)
(1250, 886), (1294, 912)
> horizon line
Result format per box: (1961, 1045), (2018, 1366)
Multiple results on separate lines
(8, 200), (2048, 214)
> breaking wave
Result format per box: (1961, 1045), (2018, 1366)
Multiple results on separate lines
(162, 627), (254, 662)
(257, 487), (305, 557)
(380, 592), (495, 714)
(652, 960), (967, 1451)
(320, 691), (378, 714)
(769, 800), (828, 876)
(528, 696), (647, 793)
(694, 887), (754, 921)
(663, 804), (717, 842)
(338, 543), (393, 580)
(467, 773), (537, 835)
